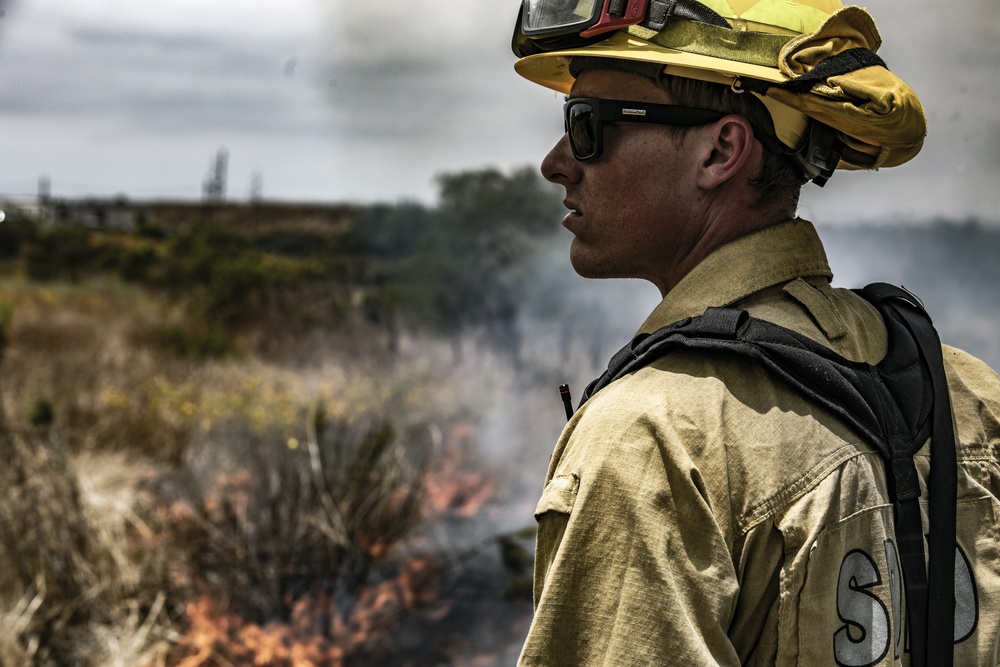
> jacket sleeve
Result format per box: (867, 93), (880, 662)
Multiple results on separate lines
(517, 406), (742, 666)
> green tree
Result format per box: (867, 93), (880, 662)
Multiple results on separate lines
(394, 167), (563, 356)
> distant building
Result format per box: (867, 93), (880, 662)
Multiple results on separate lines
(47, 198), (144, 231)
(0, 195), (358, 239)
(0, 196), (50, 222)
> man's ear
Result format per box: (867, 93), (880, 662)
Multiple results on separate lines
(696, 115), (757, 191)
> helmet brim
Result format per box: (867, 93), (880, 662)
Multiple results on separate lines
(514, 32), (789, 95)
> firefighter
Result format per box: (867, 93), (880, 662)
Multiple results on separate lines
(512, 1), (1000, 665)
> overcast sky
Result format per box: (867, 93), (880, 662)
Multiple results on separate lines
(0, 0), (998, 225)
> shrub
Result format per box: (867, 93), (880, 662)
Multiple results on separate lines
(179, 405), (427, 623)
(0, 217), (38, 260)
(22, 225), (97, 281)
(118, 245), (159, 282)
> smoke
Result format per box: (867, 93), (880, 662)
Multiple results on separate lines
(369, 239), (659, 663)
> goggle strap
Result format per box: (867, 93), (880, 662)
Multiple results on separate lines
(645, 0), (730, 32)
(609, 0), (629, 15)
(629, 22), (791, 69)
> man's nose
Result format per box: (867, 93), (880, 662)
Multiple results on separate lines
(541, 133), (581, 186)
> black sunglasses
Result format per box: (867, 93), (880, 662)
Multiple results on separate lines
(564, 97), (786, 161)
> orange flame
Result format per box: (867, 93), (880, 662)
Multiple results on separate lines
(169, 557), (441, 667)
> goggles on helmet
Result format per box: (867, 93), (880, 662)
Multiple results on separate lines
(565, 97), (787, 161)
(513, 0), (730, 58)
(521, 0), (648, 39)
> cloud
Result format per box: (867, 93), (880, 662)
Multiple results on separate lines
(0, 10), (316, 133)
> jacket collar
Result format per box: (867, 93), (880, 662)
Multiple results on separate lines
(637, 219), (833, 335)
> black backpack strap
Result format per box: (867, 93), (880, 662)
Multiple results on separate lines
(580, 308), (747, 405)
(580, 284), (958, 666)
(581, 307), (913, 463)
(861, 284), (957, 667)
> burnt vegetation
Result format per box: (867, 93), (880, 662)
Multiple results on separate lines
(1, 165), (999, 665)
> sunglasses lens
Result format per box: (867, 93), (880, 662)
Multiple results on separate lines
(567, 101), (598, 159)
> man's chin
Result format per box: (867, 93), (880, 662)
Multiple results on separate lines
(569, 251), (620, 280)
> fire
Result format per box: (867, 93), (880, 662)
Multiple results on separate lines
(424, 465), (497, 519)
(423, 422), (498, 519)
(168, 557), (440, 667)
(159, 419), (501, 665)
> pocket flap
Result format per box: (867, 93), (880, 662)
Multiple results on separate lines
(534, 473), (579, 519)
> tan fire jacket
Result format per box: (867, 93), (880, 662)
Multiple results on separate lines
(518, 220), (1000, 666)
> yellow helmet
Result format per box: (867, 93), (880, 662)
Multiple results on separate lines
(513, 0), (926, 182)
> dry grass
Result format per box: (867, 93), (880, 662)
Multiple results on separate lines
(0, 431), (176, 666)
(0, 275), (494, 665)
(0, 277), (196, 462)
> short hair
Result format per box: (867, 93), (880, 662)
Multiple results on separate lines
(569, 56), (807, 210)
(655, 73), (807, 210)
